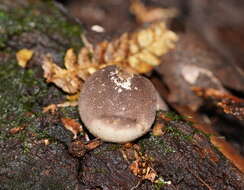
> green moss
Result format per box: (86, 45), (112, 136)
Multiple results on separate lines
(22, 141), (31, 153)
(0, 1), (83, 50)
(0, 60), (57, 141)
(0, 1), (84, 141)
(139, 135), (176, 155)
(35, 129), (51, 139)
(0, 61), (44, 123)
(163, 111), (188, 121)
(165, 125), (193, 141)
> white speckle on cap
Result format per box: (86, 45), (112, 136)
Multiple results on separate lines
(110, 69), (132, 92)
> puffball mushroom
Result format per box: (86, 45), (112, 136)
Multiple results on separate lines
(78, 65), (159, 143)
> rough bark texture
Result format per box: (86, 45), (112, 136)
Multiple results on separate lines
(0, 0), (243, 190)
(79, 113), (244, 190)
(0, 1), (83, 189)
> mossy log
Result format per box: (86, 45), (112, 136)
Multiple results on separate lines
(79, 112), (244, 190)
(0, 1), (243, 190)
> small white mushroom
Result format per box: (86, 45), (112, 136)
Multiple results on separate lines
(79, 65), (158, 143)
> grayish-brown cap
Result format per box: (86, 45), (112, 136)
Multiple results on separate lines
(79, 65), (158, 143)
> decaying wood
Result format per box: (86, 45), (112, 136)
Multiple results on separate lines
(193, 87), (244, 120)
(151, 76), (244, 173)
(1, 0), (243, 189)
(79, 112), (244, 189)
(174, 106), (244, 173)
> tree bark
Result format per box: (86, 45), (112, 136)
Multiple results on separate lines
(0, 1), (243, 190)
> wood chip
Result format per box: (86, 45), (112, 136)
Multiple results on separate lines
(61, 118), (83, 139)
(16, 49), (34, 68)
(9, 126), (25, 134)
(152, 123), (166, 136)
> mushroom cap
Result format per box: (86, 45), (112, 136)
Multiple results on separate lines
(79, 65), (157, 143)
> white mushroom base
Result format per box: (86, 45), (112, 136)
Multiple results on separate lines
(88, 117), (152, 143)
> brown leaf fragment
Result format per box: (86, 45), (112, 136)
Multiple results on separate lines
(152, 123), (166, 136)
(130, 0), (178, 23)
(42, 53), (83, 94)
(130, 153), (157, 182)
(84, 139), (102, 150)
(68, 139), (102, 158)
(42, 104), (57, 114)
(123, 142), (134, 149)
(121, 146), (137, 162)
(56, 101), (78, 108)
(122, 144), (157, 182)
(66, 93), (80, 101)
(16, 49), (34, 68)
(9, 126), (25, 134)
(193, 87), (244, 120)
(64, 48), (77, 70)
(61, 118), (83, 139)
(43, 101), (78, 114)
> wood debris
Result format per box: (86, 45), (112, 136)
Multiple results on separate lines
(193, 87), (244, 120)
(43, 104), (58, 114)
(68, 139), (102, 158)
(43, 101), (78, 114)
(42, 49), (82, 94)
(61, 118), (83, 139)
(130, 152), (157, 182)
(152, 123), (166, 136)
(42, 21), (178, 94)
(16, 49), (34, 68)
(9, 126), (25, 134)
(122, 144), (157, 182)
(66, 93), (80, 101)
(130, 0), (178, 23)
